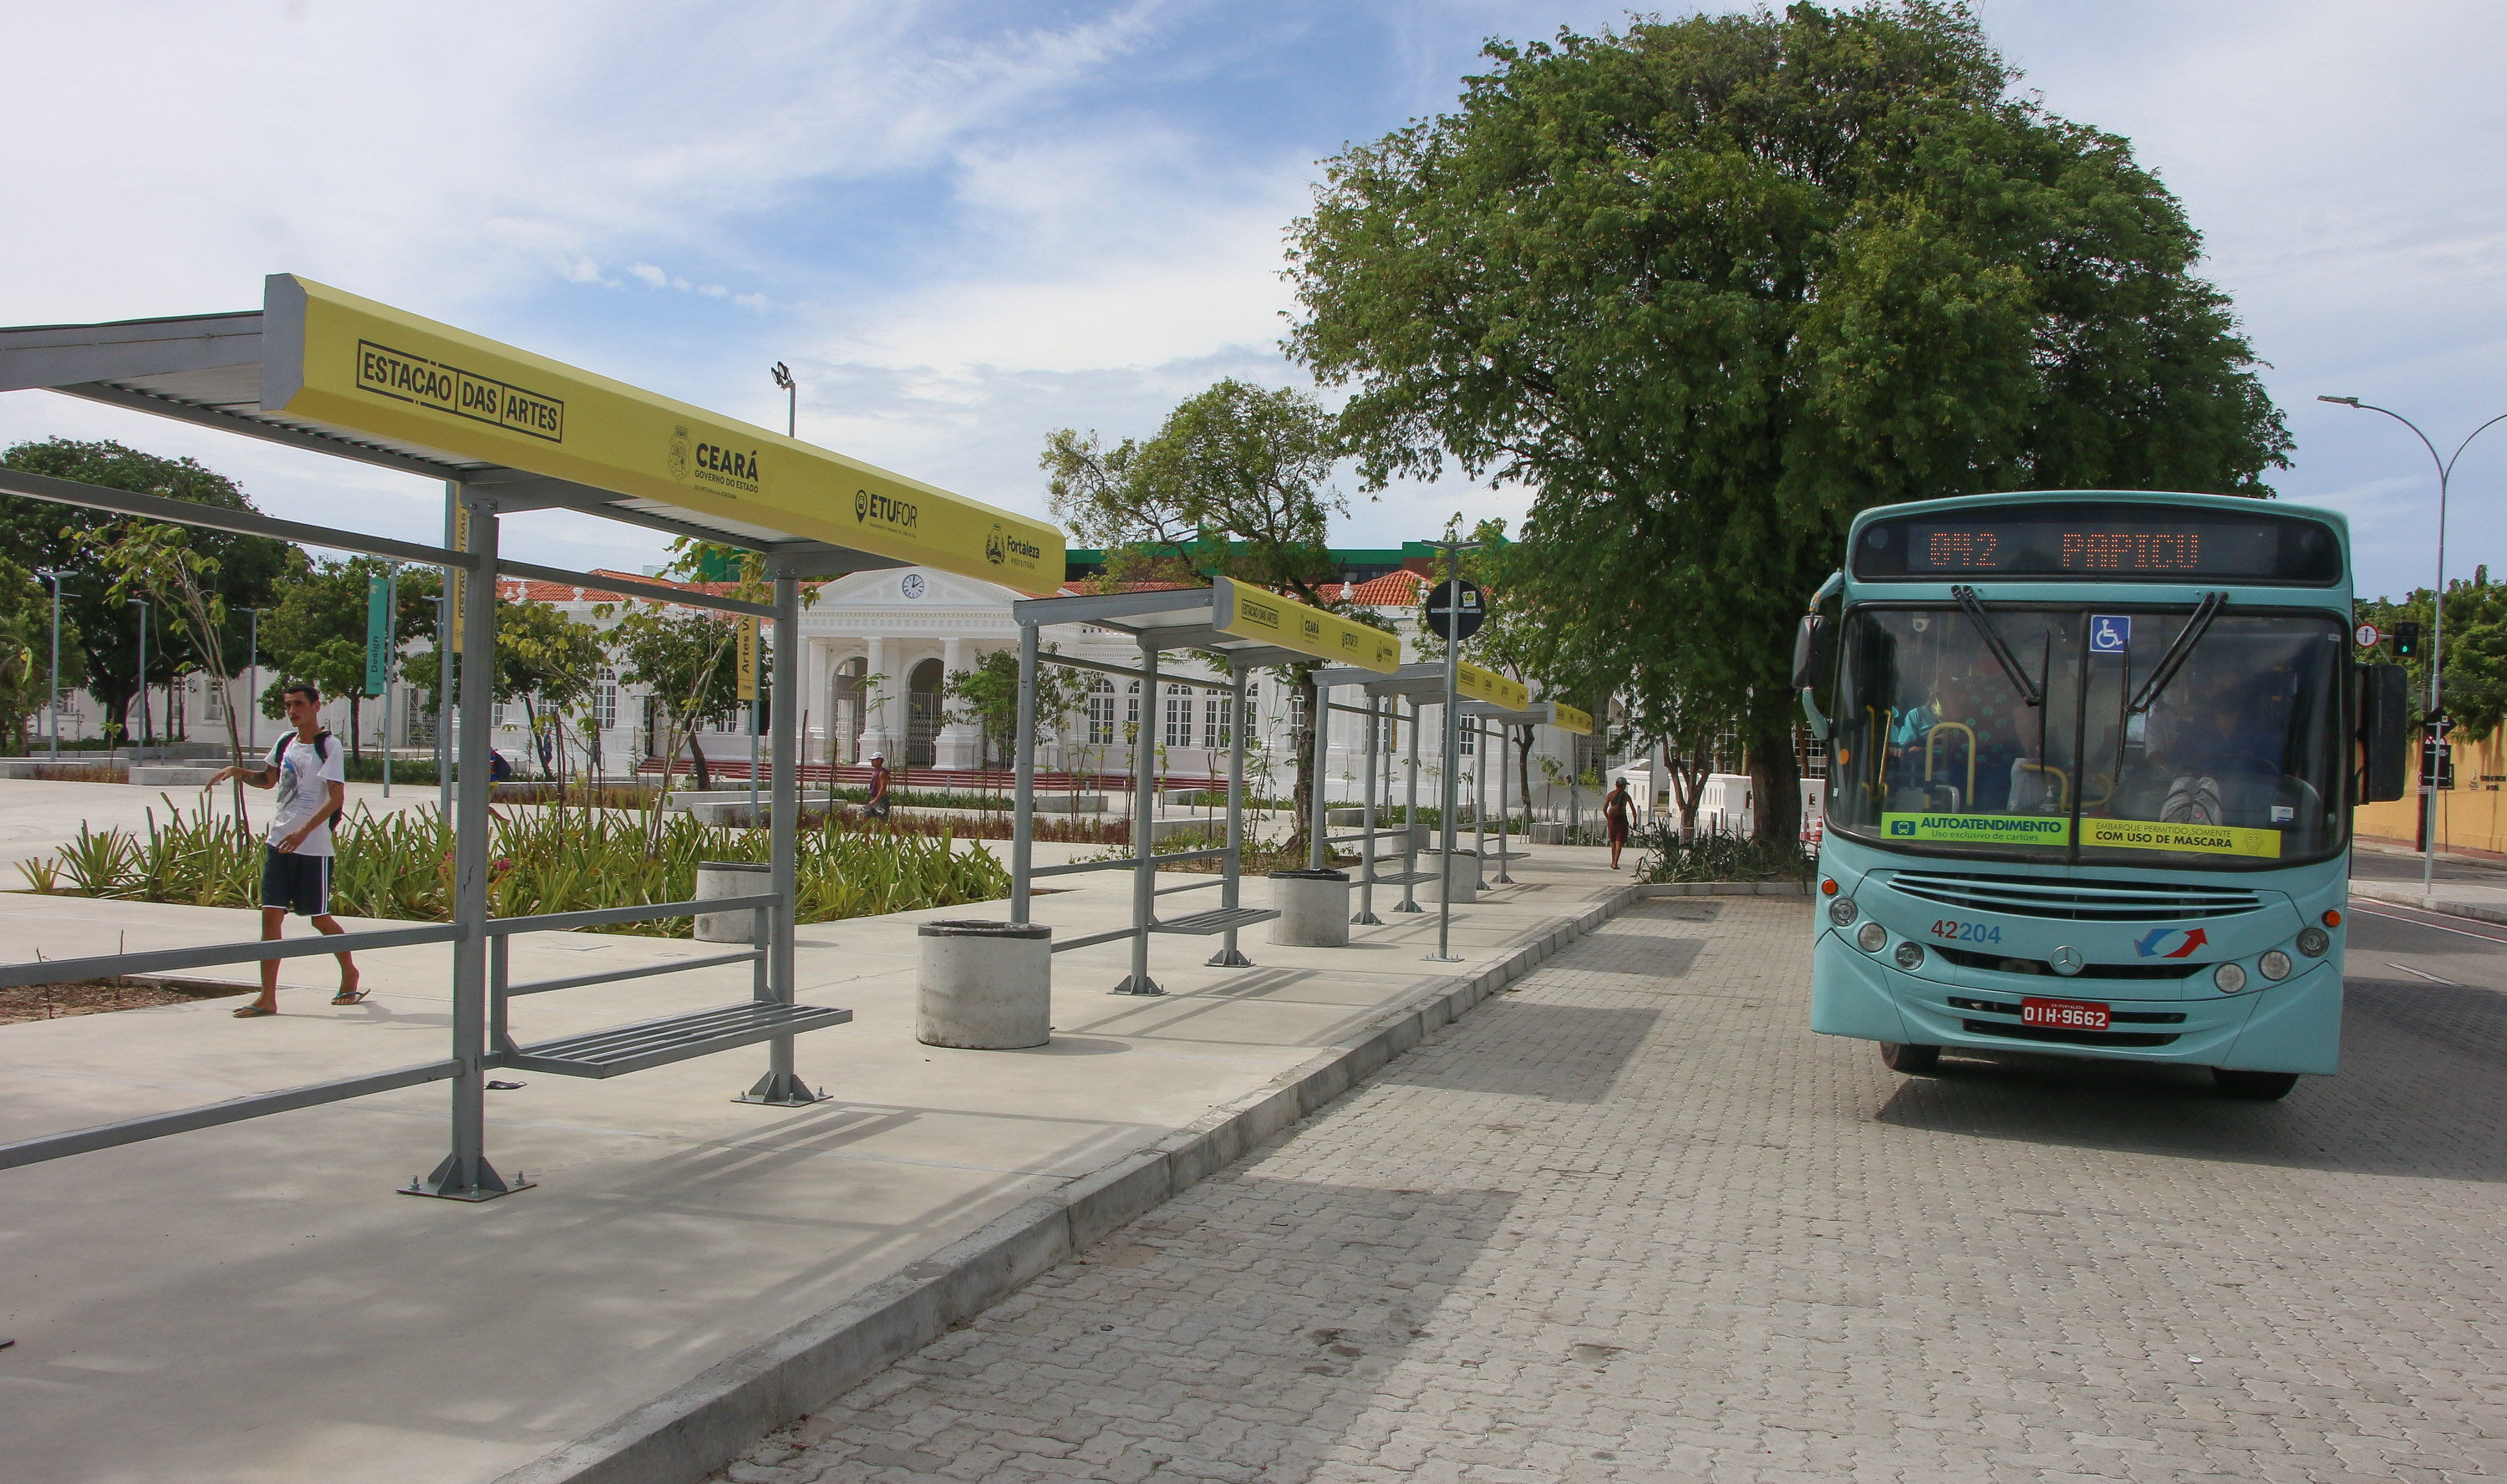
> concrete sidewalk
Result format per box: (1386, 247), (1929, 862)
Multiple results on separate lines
(0, 841), (1660, 1484)
(2349, 840), (2507, 925)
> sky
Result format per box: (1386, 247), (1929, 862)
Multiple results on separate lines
(2, 0), (2502, 602)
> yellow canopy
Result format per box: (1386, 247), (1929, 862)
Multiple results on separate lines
(1210, 577), (1400, 672)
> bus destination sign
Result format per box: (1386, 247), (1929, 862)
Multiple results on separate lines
(1851, 501), (2342, 585)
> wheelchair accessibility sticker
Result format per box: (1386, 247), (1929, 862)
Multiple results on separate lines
(2090, 615), (2131, 653)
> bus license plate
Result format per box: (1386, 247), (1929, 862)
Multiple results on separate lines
(2022, 997), (2110, 1031)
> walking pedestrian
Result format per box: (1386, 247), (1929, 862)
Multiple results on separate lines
(1604, 776), (1635, 870)
(208, 681), (360, 1015)
(866, 752), (892, 821)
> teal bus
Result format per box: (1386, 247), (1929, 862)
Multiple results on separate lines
(1795, 490), (2409, 1099)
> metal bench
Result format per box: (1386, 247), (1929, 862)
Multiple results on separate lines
(500, 1002), (855, 1080)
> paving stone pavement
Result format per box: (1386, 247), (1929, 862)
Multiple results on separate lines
(712, 898), (2507, 1482)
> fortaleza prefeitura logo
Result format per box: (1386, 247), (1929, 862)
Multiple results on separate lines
(985, 524), (1007, 566)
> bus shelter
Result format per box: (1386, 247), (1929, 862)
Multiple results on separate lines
(1004, 577), (1397, 994)
(1461, 699), (1594, 883)
(0, 273), (1063, 1199)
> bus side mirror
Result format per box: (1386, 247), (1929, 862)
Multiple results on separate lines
(1791, 613), (1830, 693)
(2360, 663), (2408, 803)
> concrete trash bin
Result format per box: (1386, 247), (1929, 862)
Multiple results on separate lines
(1422, 849), (1480, 904)
(1268, 868), (1352, 947)
(694, 860), (771, 943)
(917, 920), (1054, 1049)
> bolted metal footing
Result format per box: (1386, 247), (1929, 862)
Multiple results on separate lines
(1111, 975), (1167, 996)
(1204, 947), (1254, 968)
(1391, 900), (1425, 913)
(1421, 953), (1464, 964)
(735, 1070), (830, 1106)
(1350, 911), (1384, 925)
(402, 1155), (533, 1202)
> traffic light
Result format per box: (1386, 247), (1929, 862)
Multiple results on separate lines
(2395, 621), (2423, 658)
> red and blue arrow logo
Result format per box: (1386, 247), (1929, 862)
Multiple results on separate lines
(2134, 927), (2208, 958)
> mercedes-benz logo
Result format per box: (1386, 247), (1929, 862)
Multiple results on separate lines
(2050, 945), (2085, 976)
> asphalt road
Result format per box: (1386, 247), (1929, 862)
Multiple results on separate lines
(2346, 891), (2507, 994)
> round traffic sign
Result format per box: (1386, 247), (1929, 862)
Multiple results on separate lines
(1424, 578), (1487, 641)
(2355, 623), (2380, 648)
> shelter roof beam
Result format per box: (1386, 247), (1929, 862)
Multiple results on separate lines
(0, 465), (475, 570)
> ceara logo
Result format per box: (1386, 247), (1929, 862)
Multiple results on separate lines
(667, 426), (689, 482)
(2133, 927), (2210, 958)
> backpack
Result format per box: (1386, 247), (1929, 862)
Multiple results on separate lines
(274, 731), (347, 831)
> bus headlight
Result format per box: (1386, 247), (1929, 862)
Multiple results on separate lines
(2214, 963), (2249, 994)
(1828, 896), (1859, 927)
(2296, 927), (2330, 958)
(2258, 950), (2293, 981)
(1856, 922), (1888, 953)
(1894, 942), (1925, 971)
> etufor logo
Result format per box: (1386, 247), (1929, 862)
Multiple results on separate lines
(2134, 927), (2209, 958)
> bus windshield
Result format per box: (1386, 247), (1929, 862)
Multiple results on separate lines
(1825, 605), (2348, 867)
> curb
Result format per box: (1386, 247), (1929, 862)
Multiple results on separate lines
(496, 881), (1787, 1484)
(2347, 879), (2507, 927)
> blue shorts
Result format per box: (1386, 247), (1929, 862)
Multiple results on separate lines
(262, 850), (332, 917)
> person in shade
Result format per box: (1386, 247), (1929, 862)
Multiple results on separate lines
(866, 752), (892, 821)
(1604, 776), (1636, 869)
(208, 681), (361, 1016)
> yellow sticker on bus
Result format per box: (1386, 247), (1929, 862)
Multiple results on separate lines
(259, 276), (1064, 588)
(1211, 577), (1401, 672)
(2081, 818), (2283, 859)
(1879, 813), (2073, 846)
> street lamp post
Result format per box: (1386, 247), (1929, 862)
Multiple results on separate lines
(240, 606), (261, 753)
(33, 567), (64, 761)
(129, 597), (150, 754)
(2319, 394), (2507, 897)
(770, 362), (796, 438)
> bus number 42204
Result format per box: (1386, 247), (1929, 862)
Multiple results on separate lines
(1930, 920), (2001, 945)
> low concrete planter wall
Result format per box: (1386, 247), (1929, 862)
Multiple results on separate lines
(693, 860), (770, 943)
(1267, 869), (1351, 947)
(130, 765), (224, 787)
(1421, 849), (1479, 903)
(0, 757), (130, 780)
(917, 921), (1053, 1049)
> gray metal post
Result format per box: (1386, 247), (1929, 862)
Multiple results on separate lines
(1115, 633), (1162, 995)
(1011, 620), (1038, 922)
(1353, 694), (1382, 924)
(1493, 720), (1514, 884)
(246, 605), (257, 755)
(1472, 720), (1487, 882)
(1209, 666), (1254, 968)
(1306, 672), (1331, 872)
(382, 565), (397, 798)
(409, 488), (524, 1201)
(740, 573), (821, 1105)
(437, 480), (455, 823)
(41, 570), (61, 761)
(131, 597), (148, 752)
(1396, 695), (1422, 912)
(1430, 546), (1464, 963)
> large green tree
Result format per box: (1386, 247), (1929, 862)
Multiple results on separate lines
(0, 558), (84, 754)
(1287, 2), (2291, 841)
(257, 556), (437, 757)
(0, 438), (300, 743)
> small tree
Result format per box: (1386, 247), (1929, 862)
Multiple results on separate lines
(89, 522), (256, 821)
(1043, 380), (1355, 853)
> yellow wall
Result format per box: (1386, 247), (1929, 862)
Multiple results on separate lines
(2355, 729), (2507, 856)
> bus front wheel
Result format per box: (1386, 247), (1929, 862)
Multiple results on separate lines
(1879, 1043), (1940, 1075)
(2212, 1069), (2300, 1100)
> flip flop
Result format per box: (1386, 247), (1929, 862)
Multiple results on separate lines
(232, 1004), (277, 1018)
(331, 988), (369, 1006)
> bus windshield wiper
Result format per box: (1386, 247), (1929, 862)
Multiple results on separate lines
(2128, 591), (2227, 714)
(1951, 585), (2044, 708)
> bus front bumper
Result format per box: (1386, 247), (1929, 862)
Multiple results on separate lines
(1810, 931), (2340, 1075)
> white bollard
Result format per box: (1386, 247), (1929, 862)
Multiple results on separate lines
(1268, 868), (1353, 947)
(694, 860), (770, 943)
(917, 921), (1054, 1049)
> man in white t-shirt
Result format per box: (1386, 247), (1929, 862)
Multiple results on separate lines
(209, 681), (360, 1016)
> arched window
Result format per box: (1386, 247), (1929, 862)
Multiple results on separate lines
(1086, 676), (1117, 745)
(1164, 684), (1194, 748)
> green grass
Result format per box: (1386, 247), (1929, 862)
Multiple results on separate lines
(1627, 823), (1813, 884)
